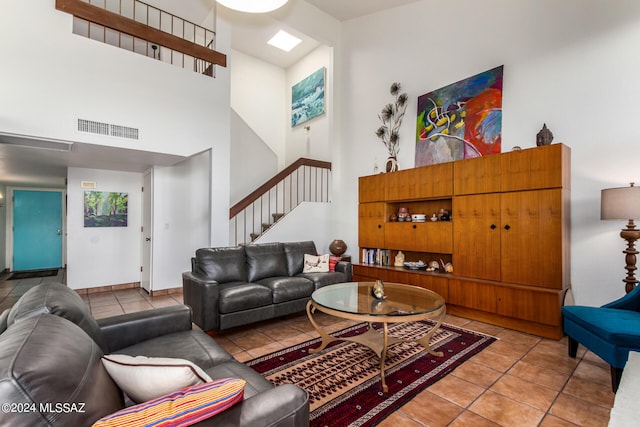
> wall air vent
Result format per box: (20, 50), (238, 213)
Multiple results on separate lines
(78, 119), (139, 140)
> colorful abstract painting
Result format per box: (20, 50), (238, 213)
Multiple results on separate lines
(291, 67), (326, 127)
(84, 191), (128, 227)
(415, 66), (503, 167)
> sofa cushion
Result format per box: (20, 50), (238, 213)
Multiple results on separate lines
(101, 354), (212, 403)
(0, 309), (8, 334)
(245, 243), (288, 282)
(256, 277), (315, 304)
(0, 314), (123, 427)
(112, 330), (234, 371)
(284, 241), (318, 276)
(205, 361), (274, 399)
(218, 282), (273, 314)
(563, 306), (640, 348)
(303, 254), (330, 273)
(6, 282), (108, 352)
(92, 378), (245, 427)
(195, 247), (247, 283)
(297, 271), (347, 290)
(329, 256), (341, 272)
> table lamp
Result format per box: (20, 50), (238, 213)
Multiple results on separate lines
(601, 182), (640, 293)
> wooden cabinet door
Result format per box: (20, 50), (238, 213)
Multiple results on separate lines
(496, 287), (563, 326)
(386, 163), (453, 201)
(501, 144), (570, 192)
(413, 162), (453, 199)
(359, 174), (386, 203)
(385, 222), (453, 253)
(411, 274), (449, 300)
(358, 203), (386, 248)
(454, 154), (501, 195)
(500, 189), (564, 288)
(448, 279), (497, 312)
(452, 194), (501, 280)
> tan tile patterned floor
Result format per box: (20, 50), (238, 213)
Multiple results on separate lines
(0, 270), (614, 426)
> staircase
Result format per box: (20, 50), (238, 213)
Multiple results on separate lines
(230, 158), (332, 246)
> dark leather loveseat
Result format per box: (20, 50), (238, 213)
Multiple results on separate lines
(0, 282), (309, 426)
(182, 241), (352, 332)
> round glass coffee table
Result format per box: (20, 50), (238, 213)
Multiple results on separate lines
(306, 281), (446, 392)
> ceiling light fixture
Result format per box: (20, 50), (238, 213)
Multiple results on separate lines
(268, 30), (301, 52)
(217, 0), (288, 13)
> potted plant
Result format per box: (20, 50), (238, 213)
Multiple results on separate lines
(375, 82), (408, 172)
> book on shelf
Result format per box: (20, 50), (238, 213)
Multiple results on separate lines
(361, 248), (391, 266)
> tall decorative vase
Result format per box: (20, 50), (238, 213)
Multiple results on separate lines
(329, 239), (347, 257)
(385, 157), (398, 172)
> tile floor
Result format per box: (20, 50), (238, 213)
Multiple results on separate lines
(0, 270), (614, 427)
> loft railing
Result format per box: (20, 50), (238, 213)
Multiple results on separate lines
(230, 158), (332, 246)
(56, 0), (226, 76)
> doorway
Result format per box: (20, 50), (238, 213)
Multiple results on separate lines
(141, 170), (153, 292)
(12, 189), (64, 271)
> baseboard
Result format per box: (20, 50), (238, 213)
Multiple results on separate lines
(75, 282), (141, 294)
(148, 287), (182, 297)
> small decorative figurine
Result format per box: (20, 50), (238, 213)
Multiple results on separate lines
(430, 213), (438, 222)
(372, 279), (386, 300)
(394, 251), (405, 266)
(536, 123), (554, 146)
(397, 207), (409, 222)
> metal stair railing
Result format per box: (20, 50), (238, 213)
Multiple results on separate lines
(230, 158), (332, 246)
(57, 0), (226, 76)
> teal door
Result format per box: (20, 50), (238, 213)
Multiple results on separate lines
(13, 190), (63, 271)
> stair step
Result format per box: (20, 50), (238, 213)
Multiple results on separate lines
(272, 213), (284, 221)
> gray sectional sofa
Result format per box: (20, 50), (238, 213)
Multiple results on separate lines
(0, 282), (309, 426)
(182, 241), (352, 332)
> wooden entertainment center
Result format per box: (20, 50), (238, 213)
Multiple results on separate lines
(355, 144), (570, 339)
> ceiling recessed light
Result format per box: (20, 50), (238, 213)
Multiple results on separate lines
(217, 0), (288, 13)
(268, 30), (301, 52)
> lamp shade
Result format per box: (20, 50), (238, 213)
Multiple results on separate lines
(601, 183), (640, 220)
(217, 0), (288, 13)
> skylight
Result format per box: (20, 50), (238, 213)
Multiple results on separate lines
(268, 30), (301, 52)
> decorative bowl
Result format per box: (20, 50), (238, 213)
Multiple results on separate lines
(403, 261), (427, 270)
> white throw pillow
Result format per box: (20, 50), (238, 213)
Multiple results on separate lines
(101, 354), (212, 404)
(303, 253), (330, 273)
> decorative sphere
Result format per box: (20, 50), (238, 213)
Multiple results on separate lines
(329, 239), (347, 257)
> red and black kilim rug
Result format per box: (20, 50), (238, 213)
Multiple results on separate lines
(247, 320), (497, 427)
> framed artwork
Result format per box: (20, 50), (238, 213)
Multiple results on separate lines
(415, 65), (503, 167)
(291, 67), (326, 127)
(84, 191), (128, 227)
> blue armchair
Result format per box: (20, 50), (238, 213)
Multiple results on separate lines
(563, 285), (640, 392)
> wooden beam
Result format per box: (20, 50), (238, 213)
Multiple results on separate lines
(56, 0), (226, 68)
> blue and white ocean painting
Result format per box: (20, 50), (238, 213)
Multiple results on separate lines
(291, 67), (325, 127)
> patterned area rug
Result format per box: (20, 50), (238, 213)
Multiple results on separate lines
(247, 320), (497, 427)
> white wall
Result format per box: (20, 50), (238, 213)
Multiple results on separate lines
(152, 151), (212, 291)
(334, 0), (640, 306)
(230, 49), (287, 167)
(256, 202), (336, 255)
(286, 45), (333, 165)
(229, 110), (278, 205)
(66, 168), (142, 289)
